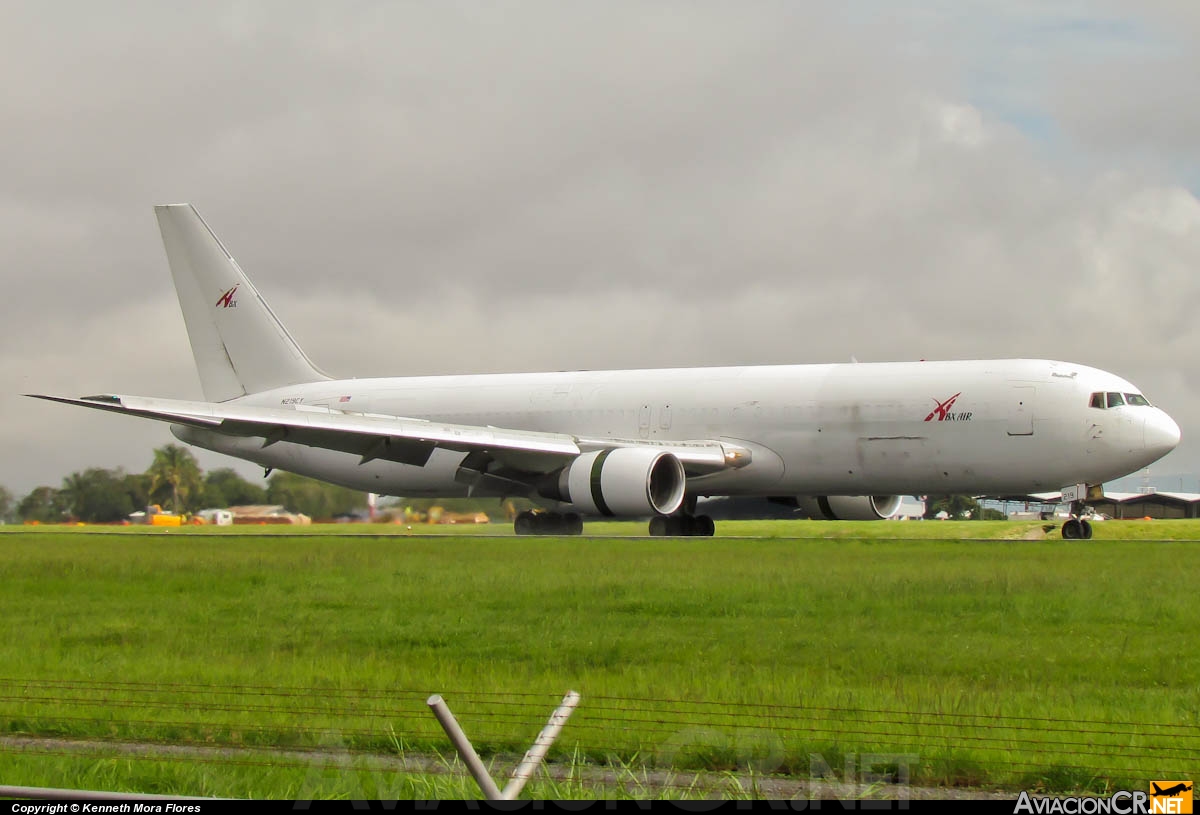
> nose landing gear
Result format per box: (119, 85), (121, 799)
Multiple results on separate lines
(1061, 517), (1092, 539)
(1061, 500), (1094, 540)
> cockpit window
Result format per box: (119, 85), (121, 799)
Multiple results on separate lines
(1089, 391), (1151, 409)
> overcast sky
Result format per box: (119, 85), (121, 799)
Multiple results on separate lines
(3, 1), (1199, 497)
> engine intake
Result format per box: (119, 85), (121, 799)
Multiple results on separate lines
(540, 448), (686, 517)
(797, 495), (903, 521)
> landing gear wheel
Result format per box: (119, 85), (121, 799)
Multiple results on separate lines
(514, 511), (536, 536)
(648, 513), (716, 537)
(1061, 495), (1096, 540)
(515, 511), (584, 536)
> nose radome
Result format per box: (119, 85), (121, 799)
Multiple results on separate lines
(1145, 410), (1182, 456)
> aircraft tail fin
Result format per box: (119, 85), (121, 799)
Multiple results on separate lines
(154, 204), (330, 401)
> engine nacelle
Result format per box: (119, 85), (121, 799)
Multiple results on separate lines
(540, 448), (686, 517)
(796, 495), (904, 521)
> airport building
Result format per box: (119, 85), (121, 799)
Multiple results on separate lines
(995, 491), (1200, 520)
(1091, 491), (1200, 519)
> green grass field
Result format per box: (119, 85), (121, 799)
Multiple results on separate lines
(0, 520), (1197, 798)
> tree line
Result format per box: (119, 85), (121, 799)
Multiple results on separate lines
(922, 495), (1006, 520)
(0, 445), (1004, 525)
(0, 445), (366, 524)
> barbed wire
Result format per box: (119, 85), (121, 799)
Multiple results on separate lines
(1, 677), (1194, 734)
(0, 742), (790, 797)
(4, 696), (1195, 764)
(4, 708), (1195, 766)
(4, 740), (1191, 797)
(1, 676), (1195, 788)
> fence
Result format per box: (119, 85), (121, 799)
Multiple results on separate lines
(0, 677), (1195, 798)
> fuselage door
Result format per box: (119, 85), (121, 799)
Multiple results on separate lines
(1007, 386), (1035, 436)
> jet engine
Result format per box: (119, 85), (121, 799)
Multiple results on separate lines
(796, 495), (904, 521)
(539, 448), (686, 517)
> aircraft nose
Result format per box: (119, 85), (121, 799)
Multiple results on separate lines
(1145, 409), (1182, 457)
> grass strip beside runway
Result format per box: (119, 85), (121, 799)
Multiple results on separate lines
(0, 523), (1196, 796)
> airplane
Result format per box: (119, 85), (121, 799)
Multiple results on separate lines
(1152, 783), (1192, 797)
(29, 204), (1182, 539)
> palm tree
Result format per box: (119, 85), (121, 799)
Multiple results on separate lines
(146, 445), (202, 514)
(59, 471), (90, 520)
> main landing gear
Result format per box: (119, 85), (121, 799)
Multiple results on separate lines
(1061, 501), (1094, 540)
(511, 505), (716, 537)
(648, 514), (715, 537)
(514, 511), (583, 536)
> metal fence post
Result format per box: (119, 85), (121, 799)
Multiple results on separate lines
(502, 690), (581, 800)
(426, 694), (504, 800)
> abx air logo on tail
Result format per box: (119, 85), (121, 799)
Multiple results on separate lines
(215, 284), (239, 309)
(924, 392), (972, 422)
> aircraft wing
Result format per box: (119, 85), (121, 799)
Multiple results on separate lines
(27, 393), (746, 477)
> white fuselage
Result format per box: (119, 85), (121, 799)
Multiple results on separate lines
(174, 358), (1180, 500)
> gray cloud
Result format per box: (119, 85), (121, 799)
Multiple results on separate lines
(3, 2), (1197, 496)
